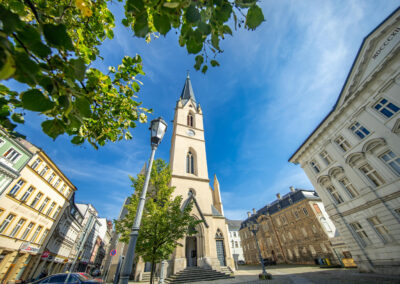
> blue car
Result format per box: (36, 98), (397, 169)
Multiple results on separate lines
(32, 273), (102, 283)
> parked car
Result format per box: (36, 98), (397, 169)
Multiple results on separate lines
(32, 273), (103, 283)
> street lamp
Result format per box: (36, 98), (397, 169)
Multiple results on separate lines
(119, 117), (167, 284)
(247, 221), (272, 280)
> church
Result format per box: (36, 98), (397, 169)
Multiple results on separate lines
(132, 74), (234, 280)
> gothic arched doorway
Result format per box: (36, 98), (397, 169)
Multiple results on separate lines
(215, 229), (226, 266)
(186, 237), (197, 267)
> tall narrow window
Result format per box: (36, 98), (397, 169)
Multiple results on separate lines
(350, 122), (370, 139)
(187, 113), (194, 127)
(31, 158), (41, 170)
(30, 225), (42, 242)
(9, 219), (25, 237)
(46, 202), (56, 216)
(302, 208), (309, 216)
(374, 98), (399, 118)
(21, 222), (34, 240)
(39, 166), (49, 177)
(47, 173), (55, 183)
(334, 135), (351, 152)
(38, 198), (49, 212)
(53, 207), (61, 219)
(38, 229), (49, 244)
(186, 151), (194, 174)
(368, 216), (390, 243)
(3, 148), (21, 163)
(359, 163), (385, 187)
(350, 222), (371, 247)
(0, 213), (15, 233)
(30, 192), (43, 208)
(60, 184), (66, 193)
(326, 185), (344, 204)
(339, 177), (358, 198)
(380, 151), (400, 175)
(319, 150), (333, 165)
(9, 179), (24, 196)
(54, 178), (61, 188)
(309, 160), (321, 174)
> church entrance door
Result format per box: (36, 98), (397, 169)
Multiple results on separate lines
(216, 240), (226, 266)
(186, 237), (197, 267)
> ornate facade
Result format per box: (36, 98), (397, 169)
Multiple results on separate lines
(289, 9), (400, 274)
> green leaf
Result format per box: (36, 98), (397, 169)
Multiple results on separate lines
(126, 0), (144, 13)
(69, 58), (86, 81)
(215, 2), (232, 24)
(21, 89), (54, 112)
(75, 97), (91, 118)
(13, 52), (39, 85)
(133, 13), (149, 38)
(0, 5), (21, 34)
(41, 119), (65, 139)
(154, 14), (171, 35)
(245, 5), (265, 30)
(186, 4), (200, 23)
(211, 33), (220, 50)
(11, 113), (24, 123)
(71, 136), (84, 145)
(163, 2), (180, 8)
(132, 82), (140, 92)
(194, 55), (204, 70)
(43, 24), (74, 50)
(198, 22), (211, 35)
(223, 25), (232, 35)
(210, 60), (220, 67)
(201, 65), (208, 73)
(235, 0), (257, 8)
(0, 51), (15, 80)
(17, 25), (51, 58)
(186, 37), (202, 54)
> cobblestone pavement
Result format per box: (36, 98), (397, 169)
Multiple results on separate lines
(183, 265), (400, 284)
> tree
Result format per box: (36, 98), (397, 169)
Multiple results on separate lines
(0, 0), (264, 148)
(115, 159), (201, 284)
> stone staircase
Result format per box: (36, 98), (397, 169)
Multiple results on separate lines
(165, 266), (234, 283)
(141, 272), (158, 282)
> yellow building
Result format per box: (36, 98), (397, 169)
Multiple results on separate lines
(0, 140), (76, 282)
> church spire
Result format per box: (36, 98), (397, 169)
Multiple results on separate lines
(180, 72), (196, 106)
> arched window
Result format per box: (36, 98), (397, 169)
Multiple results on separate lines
(186, 151), (194, 174)
(187, 113), (194, 127)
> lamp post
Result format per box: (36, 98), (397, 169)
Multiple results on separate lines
(247, 222), (271, 280)
(119, 117), (167, 284)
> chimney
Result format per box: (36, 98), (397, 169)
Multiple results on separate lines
(276, 193), (281, 199)
(290, 186), (295, 192)
(252, 208), (256, 215)
(247, 212), (251, 218)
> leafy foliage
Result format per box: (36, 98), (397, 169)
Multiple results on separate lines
(0, 0), (264, 147)
(115, 159), (201, 283)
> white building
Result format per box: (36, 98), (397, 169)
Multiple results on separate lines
(226, 220), (244, 263)
(289, 8), (400, 274)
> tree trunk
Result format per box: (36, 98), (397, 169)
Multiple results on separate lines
(150, 259), (156, 284)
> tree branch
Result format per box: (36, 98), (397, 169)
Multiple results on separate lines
(24, 0), (41, 24)
(12, 33), (40, 64)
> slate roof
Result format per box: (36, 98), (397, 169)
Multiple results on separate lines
(240, 188), (320, 230)
(226, 220), (242, 230)
(180, 73), (196, 106)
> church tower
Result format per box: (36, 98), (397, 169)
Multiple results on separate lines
(169, 74), (234, 273)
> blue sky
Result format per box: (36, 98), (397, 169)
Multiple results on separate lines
(11, 1), (400, 220)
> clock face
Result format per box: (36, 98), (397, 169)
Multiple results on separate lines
(187, 129), (195, 137)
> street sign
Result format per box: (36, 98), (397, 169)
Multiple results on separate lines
(110, 249), (117, 256)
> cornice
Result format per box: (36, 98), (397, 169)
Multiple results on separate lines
(171, 174), (209, 183)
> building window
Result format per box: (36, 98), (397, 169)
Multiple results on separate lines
(326, 185), (345, 204)
(320, 243), (328, 253)
(320, 150), (333, 165)
(320, 217), (332, 232)
(235, 241), (238, 248)
(380, 151), (400, 176)
(20, 186), (35, 202)
(30, 192), (43, 208)
(350, 222), (371, 247)
(288, 232), (293, 240)
(312, 224), (317, 234)
(281, 233), (287, 242)
(350, 122), (370, 139)
(9, 219), (25, 237)
(38, 198), (49, 212)
(30, 225), (42, 243)
(293, 210), (299, 219)
(313, 204), (322, 214)
(309, 160), (321, 174)
(309, 245), (317, 256)
(338, 177), (358, 198)
(302, 208), (309, 216)
(53, 207), (61, 219)
(21, 222), (34, 240)
(9, 179), (24, 196)
(186, 151), (194, 174)
(0, 213), (15, 234)
(38, 229), (49, 244)
(334, 135), (351, 152)
(54, 178), (61, 188)
(359, 163), (385, 187)
(367, 216), (390, 243)
(3, 148), (21, 163)
(374, 98), (399, 118)
(39, 166), (49, 177)
(47, 173), (55, 183)
(187, 113), (194, 127)
(60, 184), (66, 193)
(301, 228), (308, 237)
(65, 189), (71, 198)
(46, 202), (56, 216)
(31, 158), (41, 170)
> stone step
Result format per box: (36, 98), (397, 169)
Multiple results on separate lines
(165, 267), (233, 284)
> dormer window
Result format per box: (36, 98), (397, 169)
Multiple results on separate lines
(187, 113), (194, 127)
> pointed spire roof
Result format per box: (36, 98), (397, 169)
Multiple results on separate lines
(180, 72), (196, 106)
